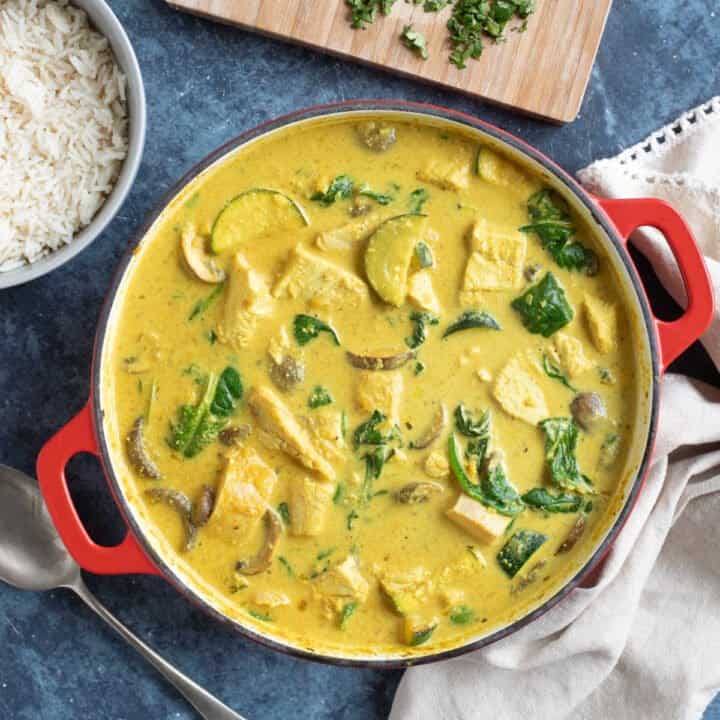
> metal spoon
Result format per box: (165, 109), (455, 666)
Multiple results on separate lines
(0, 464), (246, 720)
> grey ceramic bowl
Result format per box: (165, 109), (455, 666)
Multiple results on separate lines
(0, 0), (146, 290)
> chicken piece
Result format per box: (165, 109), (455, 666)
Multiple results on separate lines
(440, 587), (466, 609)
(289, 476), (336, 536)
(446, 494), (512, 543)
(355, 370), (403, 426)
(315, 215), (380, 252)
(416, 157), (470, 192)
(304, 408), (346, 464)
(217, 253), (273, 350)
(209, 446), (277, 537)
(584, 295), (618, 354)
(272, 244), (368, 309)
(314, 556), (369, 603)
(253, 590), (291, 608)
(407, 270), (441, 314)
(460, 220), (527, 301)
(248, 386), (336, 482)
(493, 357), (549, 425)
(379, 566), (433, 615)
(267, 326), (292, 365)
(424, 450), (450, 479)
(553, 332), (592, 378)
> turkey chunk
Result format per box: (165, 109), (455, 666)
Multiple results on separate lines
(209, 446), (277, 537)
(289, 476), (335, 536)
(460, 220), (526, 301)
(416, 156), (470, 192)
(217, 253), (273, 350)
(272, 244), (368, 309)
(584, 295), (618, 354)
(407, 270), (441, 314)
(446, 495), (511, 543)
(493, 357), (548, 425)
(315, 556), (369, 603)
(248, 386), (335, 481)
(553, 332), (592, 378)
(355, 370), (403, 425)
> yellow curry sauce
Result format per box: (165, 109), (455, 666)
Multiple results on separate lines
(102, 115), (650, 658)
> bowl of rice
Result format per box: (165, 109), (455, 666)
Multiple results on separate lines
(0, 0), (145, 289)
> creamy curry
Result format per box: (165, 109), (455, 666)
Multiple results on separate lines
(102, 114), (649, 658)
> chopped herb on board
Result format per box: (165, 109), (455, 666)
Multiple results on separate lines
(346, 0), (398, 28)
(401, 24), (429, 59)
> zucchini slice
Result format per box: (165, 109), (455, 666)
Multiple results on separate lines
(497, 529), (547, 578)
(364, 213), (428, 306)
(211, 189), (309, 254)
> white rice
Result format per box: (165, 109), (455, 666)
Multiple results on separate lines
(0, 0), (128, 271)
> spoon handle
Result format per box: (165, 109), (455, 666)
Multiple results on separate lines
(72, 580), (247, 720)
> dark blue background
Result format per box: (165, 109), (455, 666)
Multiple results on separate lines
(1, 1), (718, 717)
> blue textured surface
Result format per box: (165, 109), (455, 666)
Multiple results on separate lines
(0, 1), (719, 718)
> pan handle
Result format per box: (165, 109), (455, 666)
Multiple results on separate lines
(36, 402), (159, 576)
(598, 197), (714, 371)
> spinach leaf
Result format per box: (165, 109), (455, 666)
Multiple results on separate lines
(358, 184), (394, 205)
(511, 272), (573, 337)
(308, 386), (333, 409)
(497, 529), (547, 578)
(448, 434), (524, 517)
(362, 445), (390, 501)
(293, 314), (341, 346)
(311, 174), (354, 205)
(542, 354), (577, 392)
(414, 361), (426, 375)
(454, 404), (490, 439)
(414, 241), (434, 268)
(188, 283), (224, 321)
(340, 602), (358, 629)
(538, 417), (595, 495)
(443, 310), (501, 337)
(353, 410), (397, 448)
(522, 488), (582, 513)
(347, 508), (359, 530)
(277, 502), (291, 525)
(449, 605), (476, 625)
(520, 189), (598, 274)
(409, 624), (437, 646)
(248, 609), (272, 622)
(210, 366), (243, 417)
(168, 366), (243, 458)
(401, 24), (429, 59)
(409, 188), (430, 213)
(405, 310), (439, 349)
(278, 556), (294, 577)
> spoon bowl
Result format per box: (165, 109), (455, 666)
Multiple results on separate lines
(0, 464), (245, 720)
(0, 464), (78, 591)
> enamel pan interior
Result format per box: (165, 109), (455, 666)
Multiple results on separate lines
(92, 101), (660, 667)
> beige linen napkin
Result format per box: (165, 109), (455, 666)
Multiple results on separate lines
(390, 97), (720, 720)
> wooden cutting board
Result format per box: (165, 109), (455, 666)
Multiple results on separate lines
(166, 0), (612, 123)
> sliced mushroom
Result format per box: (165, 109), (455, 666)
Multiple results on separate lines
(145, 487), (197, 551)
(356, 121), (396, 152)
(555, 514), (587, 555)
(570, 392), (607, 431)
(218, 424), (252, 447)
(409, 403), (447, 450)
(269, 354), (305, 392)
(126, 417), (161, 480)
(181, 224), (225, 284)
(191, 484), (216, 527)
(394, 481), (444, 504)
(346, 349), (416, 371)
(236, 508), (283, 575)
